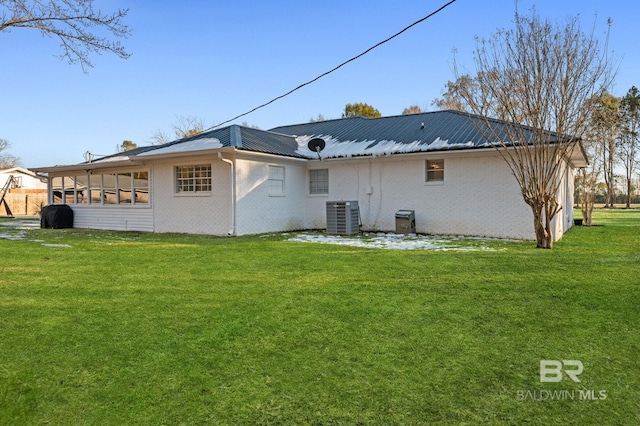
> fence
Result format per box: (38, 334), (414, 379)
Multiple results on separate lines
(2, 190), (48, 216)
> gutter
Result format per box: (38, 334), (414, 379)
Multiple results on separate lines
(32, 159), (145, 174)
(218, 152), (236, 236)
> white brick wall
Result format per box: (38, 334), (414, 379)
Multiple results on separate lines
(49, 149), (575, 240)
(235, 155), (307, 235)
(152, 156), (232, 235)
(305, 150), (537, 240)
(550, 160), (575, 240)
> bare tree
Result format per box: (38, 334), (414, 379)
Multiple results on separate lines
(150, 116), (207, 145)
(0, 139), (20, 167)
(241, 121), (261, 129)
(149, 129), (172, 146)
(575, 133), (604, 225)
(309, 114), (327, 123)
(585, 91), (621, 207)
(619, 86), (640, 208)
(0, 0), (131, 70)
(455, 10), (612, 248)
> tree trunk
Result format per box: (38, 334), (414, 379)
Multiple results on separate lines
(531, 203), (553, 249)
(581, 192), (594, 226)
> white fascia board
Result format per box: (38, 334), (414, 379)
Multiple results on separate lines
(32, 159), (145, 175)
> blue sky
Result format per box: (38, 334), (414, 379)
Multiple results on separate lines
(1, 0), (638, 168)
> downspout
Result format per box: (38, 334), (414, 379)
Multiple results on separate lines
(218, 152), (236, 236)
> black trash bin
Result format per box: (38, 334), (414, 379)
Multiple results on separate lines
(41, 205), (74, 229)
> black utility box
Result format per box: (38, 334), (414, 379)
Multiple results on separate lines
(41, 205), (74, 229)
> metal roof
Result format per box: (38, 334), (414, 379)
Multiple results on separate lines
(237, 126), (303, 158)
(88, 124), (306, 165)
(270, 110), (566, 149)
(34, 110), (586, 171)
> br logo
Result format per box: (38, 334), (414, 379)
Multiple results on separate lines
(540, 360), (583, 382)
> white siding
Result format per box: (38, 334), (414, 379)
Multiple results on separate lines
(71, 205), (154, 232)
(48, 168), (154, 232)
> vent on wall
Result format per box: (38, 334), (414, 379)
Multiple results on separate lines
(326, 201), (360, 235)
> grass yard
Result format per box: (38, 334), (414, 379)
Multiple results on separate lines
(0, 210), (639, 425)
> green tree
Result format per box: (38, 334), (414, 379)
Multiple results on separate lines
(342, 103), (381, 118)
(1, 0), (131, 70)
(120, 140), (137, 152)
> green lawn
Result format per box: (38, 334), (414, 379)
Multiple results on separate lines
(1, 210), (639, 425)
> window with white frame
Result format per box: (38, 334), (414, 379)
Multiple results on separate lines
(175, 164), (212, 193)
(309, 169), (329, 194)
(268, 165), (285, 196)
(425, 159), (444, 182)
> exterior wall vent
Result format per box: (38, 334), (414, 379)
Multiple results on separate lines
(326, 201), (359, 235)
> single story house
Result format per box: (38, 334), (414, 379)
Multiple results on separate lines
(1, 167), (48, 216)
(1, 167), (48, 191)
(33, 110), (588, 240)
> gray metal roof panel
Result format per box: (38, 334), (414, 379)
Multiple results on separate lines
(71, 110), (574, 167)
(269, 110), (567, 153)
(237, 127), (306, 158)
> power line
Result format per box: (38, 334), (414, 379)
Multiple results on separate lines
(206, 0), (458, 131)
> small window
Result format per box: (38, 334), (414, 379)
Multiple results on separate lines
(268, 166), (285, 196)
(176, 165), (211, 193)
(426, 159), (444, 182)
(310, 169), (329, 194)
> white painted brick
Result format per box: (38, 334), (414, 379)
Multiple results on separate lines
(305, 151), (538, 240)
(153, 156), (232, 235)
(52, 149), (574, 241)
(235, 156), (307, 235)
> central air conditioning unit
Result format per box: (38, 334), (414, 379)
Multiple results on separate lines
(326, 201), (360, 235)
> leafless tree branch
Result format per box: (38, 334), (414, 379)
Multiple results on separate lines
(453, 9), (613, 248)
(1, 0), (131, 70)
